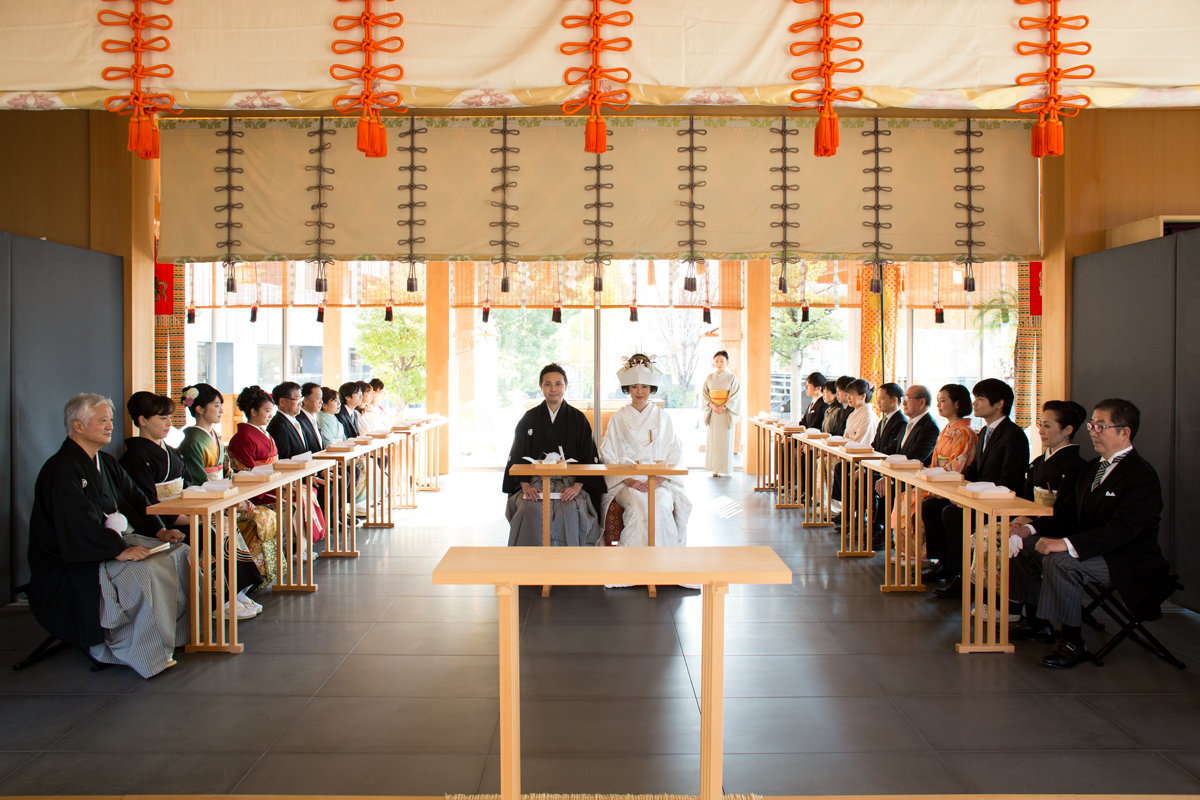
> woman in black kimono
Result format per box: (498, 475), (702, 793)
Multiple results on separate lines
(121, 392), (263, 616)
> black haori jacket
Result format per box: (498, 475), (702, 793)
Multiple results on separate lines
(502, 401), (605, 517)
(27, 438), (164, 647)
(1036, 449), (1171, 620)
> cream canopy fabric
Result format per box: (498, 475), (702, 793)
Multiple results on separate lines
(3, 0), (1200, 111)
(158, 115), (1039, 263)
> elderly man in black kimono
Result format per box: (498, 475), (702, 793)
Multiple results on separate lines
(27, 394), (189, 678)
(503, 364), (605, 546)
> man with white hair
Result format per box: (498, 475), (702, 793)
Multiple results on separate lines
(26, 393), (190, 678)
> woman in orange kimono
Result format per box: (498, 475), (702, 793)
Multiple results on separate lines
(228, 386), (325, 551)
(893, 384), (977, 561)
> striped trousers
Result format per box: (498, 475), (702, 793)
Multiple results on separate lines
(1010, 544), (1111, 627)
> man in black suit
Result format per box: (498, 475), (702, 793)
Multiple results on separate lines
(801, 371), (828, 429)
(828, 375), (854, 436)
(297, 382), (325, 453)
(1008, 398), (1169, 668)
(871, 384), (940, 548)
(335, 381), (363, 439)
(924, 378), (1030, 597)
(872, 383), (907, 455)
(268, 381), (314, 459)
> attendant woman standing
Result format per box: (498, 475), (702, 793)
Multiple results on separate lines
(125, 391), (261, 617)
(702, 350), (741, 477)
(180, 385), (281, 589)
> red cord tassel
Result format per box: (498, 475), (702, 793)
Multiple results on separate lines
(586, 118), (606, 154)
(815, 110), (840, 157)
(356, 117), (371, 154)
(1031, 118), (1046, 158)
(1044, 118), (1064, 157)
(370, 119), (387, 158)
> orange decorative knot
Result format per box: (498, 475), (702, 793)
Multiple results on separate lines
(98, 0), (178, 160)
(1015, 0), (1094, 158)
(331, 0), (405, 158)
(788, 0), (864, 157)
(560, 0), (633, 154)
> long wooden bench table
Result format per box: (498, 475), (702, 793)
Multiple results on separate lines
(508, 461), (688, 597)
(148, 458), (334, 654)
(432, 545), (792, 800)
(861, 458), (1055, 654)
(748, 417), (783, 492)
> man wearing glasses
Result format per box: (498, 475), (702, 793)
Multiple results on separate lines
(1008, 398), (1170, 668)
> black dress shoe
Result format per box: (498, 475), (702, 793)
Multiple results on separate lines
(830, 513), (842, 527)
(1009, 617), (1056, 642)
(871, 526), (885, 551)
(921, 562), (950, 583)
(1041, 638), (1090, 669)
(933, 576), (962, 599)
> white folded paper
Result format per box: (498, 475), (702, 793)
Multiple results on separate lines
(965, 481), (1010, 494)
(805, 427), (821, 434)
(291, 452), (313, 463)
(251, 464), (275, 476)
(204, 479), (233, 492)
(918, 466), (946, 476)
(826, 436), (847, 444)
(885, 454), (908, 463)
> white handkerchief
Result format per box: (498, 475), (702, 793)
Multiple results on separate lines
(104, 512), (128, 533)
(1008, 533), (1024, 558)
(1106, 491), (1116, 497)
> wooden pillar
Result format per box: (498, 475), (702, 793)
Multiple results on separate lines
(88, 111), (155, 439)
(745, 259), (770, 474)
(718, 261), (744, 454)
(321, 306), (344, 390)
(426, 261), (451, 474)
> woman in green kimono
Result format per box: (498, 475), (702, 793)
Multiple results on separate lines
(177, 383), (283, 590)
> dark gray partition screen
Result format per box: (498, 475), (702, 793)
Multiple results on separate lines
(1, 232), (124, 602)
(1073, 230), (1199, 611)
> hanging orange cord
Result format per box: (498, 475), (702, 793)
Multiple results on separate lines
(99, 0), (178, 160)
(560, 0), (633, 154)
(788, 0), (864, 157)
(331, 0), (405, 158)
(1015, 0), (1094, 158)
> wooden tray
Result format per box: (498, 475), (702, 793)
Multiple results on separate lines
(883, 459), (922, 470)
(325, 443), (357, 452)
(369, 432), (391, 439)
(843, 445), (876, 454)
(914, 471), (964, 483)
(958, 486), (1016, 500)
(354, 436), (373, 445)
(274, 460), (310, 470)
(800, 431), (830, 439)
(181, 487), (238, 500)
(232, 472), (272, 483)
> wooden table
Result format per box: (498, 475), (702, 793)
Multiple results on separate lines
(773, 425), (807, 508)
(790, 435), (884, 555)
(861, 459), (1055, 653)
(432, 545), (792, 800)
(748, 417), (783, 492)
(148, 458), (334, 653)
(791, 432), (835, 529)
(508, 462), (688, 597)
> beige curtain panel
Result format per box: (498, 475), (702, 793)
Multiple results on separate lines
(159, 116), (1039, 264)
(3, 0), (1200, 111)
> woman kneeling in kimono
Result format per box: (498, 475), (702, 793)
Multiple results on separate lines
(27, 394), (190, 678)
(600, 354), (693, 551)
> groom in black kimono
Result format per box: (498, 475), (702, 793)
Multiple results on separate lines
(503, 363), (605, 546)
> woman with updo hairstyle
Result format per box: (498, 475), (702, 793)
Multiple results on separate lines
(842, 378), (879, 445)
(1019, 400), (1088, 504)
(315, 387), (343, 449)
(119, 391), (189, 518)
(176, 383), (275, 599)
(228, 386), (278, 474)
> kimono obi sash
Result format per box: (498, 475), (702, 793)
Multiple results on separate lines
(709, 390), (729, 406)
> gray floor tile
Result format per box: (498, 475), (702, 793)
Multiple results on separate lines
(855, 651), (1066, 695)
(1038, 645), (1200, 693)
(522, 655), (695, 698)
(520, 623), (682, 656)
(307, 572), (414, 596)
(353, 621), (498, 656)
(942, 749), (1200, 794)
(0, 648), (145, 694)
(402, 574), (500, 596)
(526, 595), (677, 624)
(724, 583), (801, 596)
(253, 592), (397, 623)
(130, 652), (345, 696)
(824, 620), (963, 654)
(480, 753), (700, 795)
(316, 555), (432, 575)
(271, 696), (498, 753)
(0, 753), (35, 783)
(380, 595), (503, 623)
(232, 619), (373, 654)
(792, 571), (896, 596)
(724, 752), (966, 795)
(686, 654), (881, 698)
(724, 696), (931, 753)
(517, 698), (701, 754)
(804, 593), (958, 622)
(0, 612), (55, 653)
(672, 594), (819, 623)
(1083, 694), (1200, 749)
(236, 752), (488, 795)
(676, 621), (849, 656)
(50, 693), (307, 753)
(319, 654), (499, 697)
(0, 695), (117, 750)
(891, 693), (1142, 751)
(0, 751), (259, 795)
(1163, 751), (1200, 781)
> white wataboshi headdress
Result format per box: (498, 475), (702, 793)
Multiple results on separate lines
(617, 353), (665, 387)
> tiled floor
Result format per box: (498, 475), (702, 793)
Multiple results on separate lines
(3, 470), (1200, 796)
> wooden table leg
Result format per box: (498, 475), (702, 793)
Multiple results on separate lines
(647, 476), (657, 598)
(225, 506), (242, 651)
(542, 482), (551, 598)
(187, 514), (200, 648)
(699, 581), (728, 800)
(497, 583), (521, 800)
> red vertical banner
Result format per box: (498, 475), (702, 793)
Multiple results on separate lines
(154, 261), (175, 316)
(1028, 260), (1043, 316)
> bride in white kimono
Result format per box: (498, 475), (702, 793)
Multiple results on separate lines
(599, 354), (693, 548)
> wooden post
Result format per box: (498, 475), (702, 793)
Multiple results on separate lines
(647, 476), (656, 598)
(496, 583), (521, 800)
(745, 260), (770, 474)
(426, 262), (451, 475)
(699, 581), (728, 800)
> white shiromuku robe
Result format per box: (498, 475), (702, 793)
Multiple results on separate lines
(702, 369), (741, 474)
(599, 403), (693, 547)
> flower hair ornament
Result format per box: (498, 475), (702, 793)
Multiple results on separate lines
(182, 387), (200, 408)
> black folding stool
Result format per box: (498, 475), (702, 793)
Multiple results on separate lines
(1081, 574), (1187, 669)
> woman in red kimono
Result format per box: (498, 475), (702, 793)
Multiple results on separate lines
(228, 386), (326, 545)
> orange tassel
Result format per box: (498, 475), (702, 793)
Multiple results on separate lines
(356, 117), (371, 154)
(1031, 118), (1046, 158)
(815, 111), (839, 157)
(1045, 118), (1064, 157)
(586, 118), (607, 154)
